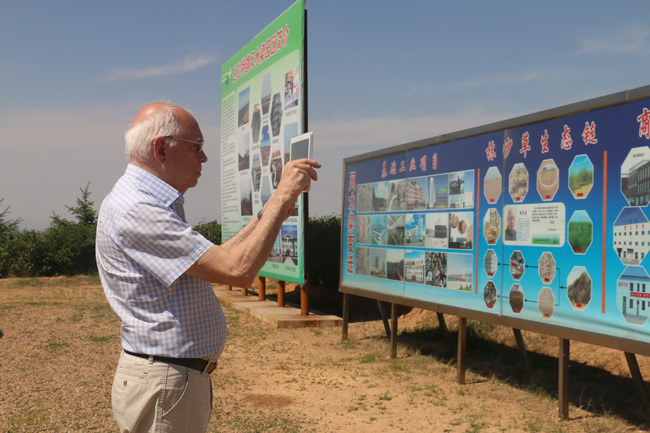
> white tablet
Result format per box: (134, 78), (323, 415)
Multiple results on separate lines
(289, 131), (313, 161)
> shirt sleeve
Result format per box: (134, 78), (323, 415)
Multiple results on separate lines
(118, 201), (214, 287)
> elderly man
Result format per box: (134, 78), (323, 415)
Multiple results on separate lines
(96, 102), (319, 433)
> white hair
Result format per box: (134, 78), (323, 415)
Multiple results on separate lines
(124, 103), (185, 161)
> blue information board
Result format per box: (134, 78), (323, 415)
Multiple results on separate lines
(341, 86), (650, 352)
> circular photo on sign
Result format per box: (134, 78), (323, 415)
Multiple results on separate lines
(484, 280), (497, 309)
(509, 284), (524, 313)
(537, 159), (559, 201)
(538, 287), (555, 319)
(484, 166), (502, 204)
(621, 146), (650, 207)
(509, 163), (529, 203)
(567, 266), (592, 311)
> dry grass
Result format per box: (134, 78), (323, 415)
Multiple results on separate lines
(1, 277), (649, 432)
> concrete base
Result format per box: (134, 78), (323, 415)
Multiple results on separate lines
(213, 285), (343, 329)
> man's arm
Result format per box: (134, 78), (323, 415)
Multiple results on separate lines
(186, 158), (320, 287)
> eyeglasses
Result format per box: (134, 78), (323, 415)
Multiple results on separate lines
(163, 136), (204, 154)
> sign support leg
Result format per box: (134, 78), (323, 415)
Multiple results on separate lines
(342, 293), (350, 340)
(300, 282), (309, 315)
(377, 301), (391, 339)
(624, 352), (649, 409)
(277, 280), (285, 307)
(559, 338), (570, 420)
(457, 317), (467, 385)
(258, 276), (266, 301)
(513, 328), (532, 374)
(437, 313), (451, 347)
(390, 303), (398, 359)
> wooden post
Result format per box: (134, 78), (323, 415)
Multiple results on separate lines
(390, 303), (398, 359)
(258, 276), (266, 301)
(241, 286), (247, 296)
(377, 301), (391, 339)
(624, 352), (649, 409)
(558, 338), (570, 420)
(513, 328), (532, 374)
(300, 281), (309, 315)
(457, 317), (467, 385)
(277, 280), (286, 307)
(342, 293), (350, 340)
(226, 285), (232, 291)
(436, 313), (451, 347)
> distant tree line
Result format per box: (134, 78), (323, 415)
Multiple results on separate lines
(0, 186), (341, 289)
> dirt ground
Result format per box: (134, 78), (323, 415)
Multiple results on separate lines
(1, 276), (649, 433)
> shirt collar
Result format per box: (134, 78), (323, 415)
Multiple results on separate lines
(124, 163), (184, 207)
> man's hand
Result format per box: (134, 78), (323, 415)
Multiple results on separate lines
(276, 158), (321, 201)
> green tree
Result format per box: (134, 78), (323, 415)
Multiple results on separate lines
(193, 220), (221, 245)
(0, 199), (22, 278)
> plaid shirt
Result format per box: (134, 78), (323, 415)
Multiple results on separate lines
(96, 164), (226, 360)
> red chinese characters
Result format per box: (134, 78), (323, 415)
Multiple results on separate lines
(409, 157), (416, 172)
(233, 24), (290, 84)
(561, 125), (573, 150)
(503, 137), (513, 159)
(582, 121), (598, 145)
(381, 161), (387, 179)
(486, 140), (496, 161)
(420, 155), (427, 171)
(346, 171), (357, 273)
(432, 153), (438, 170)
(389, 161), (397, 175)
(520, 131), (531, 158)
(540, 129), (549, 154)
(638, 108), (650, 139)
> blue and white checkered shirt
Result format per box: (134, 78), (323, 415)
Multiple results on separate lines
(96, 164), (226, 360)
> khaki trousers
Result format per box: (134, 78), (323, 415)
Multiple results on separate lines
(112, 351), (213, 433)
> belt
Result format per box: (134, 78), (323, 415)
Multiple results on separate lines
(124, 350), (218, 374)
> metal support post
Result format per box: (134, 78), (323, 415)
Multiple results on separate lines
(390, 303), (398, 359)
(457, 317), (467, 385)
(558, 338), (570, 420)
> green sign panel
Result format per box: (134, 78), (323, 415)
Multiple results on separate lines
(220, 0), (306, 284)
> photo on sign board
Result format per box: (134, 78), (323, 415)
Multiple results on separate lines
(355, 215), (371, 245)
(568, 155), (593, 199)
(406, 177), (428, 210)
(271, 93), (283, 136)
(238, 87), (250, 127)
(369, 248), (387, 279)
(425, 212), (448, 249)
(404, 250), (425, 285)
(240, 177), (252, 216)
(284, 122), (298, 164)
(387, 214), (405, 246)
(447, 253), (473, 292)
(251, 104), (261, 143)
(261, 73), (272, 115)
(281, 225), (298, 265)
(448, 212), (473, 249)
(260, 125), (271, 166)
(621, 146), (650, 206)
(357, 184), (373, 213)
(449, 170), (474, 209)
(372, 181), (390, 212)
(284, 68), (299, 109)
(251, 154), (261, 193)
(428, 173), (449, 209)
(425, 251), (447, 288)
(270, 157), (283, 190)
(238, 133), (250, 171)
(386, 249), (405, 281)
(370, 215), (387, 245)
(355, 246), (370, 276)
(387, 179), (407, 211)
(405, 213), (426, 247)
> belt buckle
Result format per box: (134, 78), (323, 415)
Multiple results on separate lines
(202, 360), (218, 374)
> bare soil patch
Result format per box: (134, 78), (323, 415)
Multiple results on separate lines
(0, 277), (649, 432)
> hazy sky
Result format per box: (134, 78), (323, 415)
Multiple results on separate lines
(2, 1), (649, 230)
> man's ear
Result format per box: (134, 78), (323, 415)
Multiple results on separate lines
(152, 136), (167, 162)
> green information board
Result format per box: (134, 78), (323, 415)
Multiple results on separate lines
(220, 0), (306, 284)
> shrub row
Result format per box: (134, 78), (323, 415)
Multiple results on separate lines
(1, 192), (341, 288)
